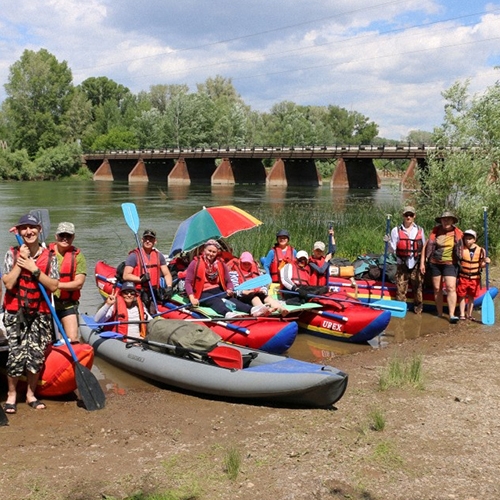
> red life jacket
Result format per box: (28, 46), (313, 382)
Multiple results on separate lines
(395, 225), (424, 260)
(289, 262), (312, 287)
(49, 243), (81, 301)
(459, 246), (484, 279)
(309, 255), (327, 286)
(227, 258), (260, 284)
(269, 246), (294, 282)
(4, 246), (53, 314)
(113, 294), (147, 338)
(130, 248), (161, 289)
(191, 256), (228, 299)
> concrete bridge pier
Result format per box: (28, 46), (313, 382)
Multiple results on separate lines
(93, 159), (114, 181)
(267, 158), (322, 187)
(212, 158), (267, 184)
(168, 158), (218, 185)
(331, 158), (380, 189)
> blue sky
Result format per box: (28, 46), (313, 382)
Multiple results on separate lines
(1, 0), (500, 139)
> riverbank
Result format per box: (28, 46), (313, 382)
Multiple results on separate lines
(2, 308), (500, 500)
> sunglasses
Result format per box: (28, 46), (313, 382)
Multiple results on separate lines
(58, 233), (74, 239)
(122, 290), (137, 296)
(403, 213), (415, 217)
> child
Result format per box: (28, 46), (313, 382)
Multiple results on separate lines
(457, 229), (490, 320)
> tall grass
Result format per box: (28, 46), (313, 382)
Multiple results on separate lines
(378, 354), (424, 391)
(223, 446), (241, 480)
(230, 201), (402, 262)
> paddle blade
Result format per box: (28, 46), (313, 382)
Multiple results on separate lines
(30, 209), (50, 244)
(368, 299), (407, 318)
(482, 291), (495, 326)
(0, 405), (9, 426)
(234, 273), (271, 292)
(206, 346), (243, 369)
(121, 202), (140, 233)
(75, 363), (106, 411)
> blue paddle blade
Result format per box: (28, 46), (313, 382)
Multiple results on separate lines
(121, 203), (140, 233)
(367, 299), (407, 318)
(482, 291), (495, 326)
(234, 273), (271, 291)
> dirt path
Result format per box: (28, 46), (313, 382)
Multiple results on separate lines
(2, 313), (500, 500)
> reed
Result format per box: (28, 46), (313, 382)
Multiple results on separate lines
(378, 354), (424, 391)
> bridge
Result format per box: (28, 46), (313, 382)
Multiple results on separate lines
(83, 144), (440, 190)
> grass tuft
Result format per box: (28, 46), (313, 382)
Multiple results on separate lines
(369, 408), (386, 432)
(223, 446), (241, 480)
(378, 353), (424, 391)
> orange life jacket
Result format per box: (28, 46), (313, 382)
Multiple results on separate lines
(289, 262), (312, 287)
(269, 246), (294, 282)
(309, 255), (327, 286)
(227, 258), (260, 283)
(396, 225), (424, 260)
(191, 256), (228, 299)
(4, 246), (53, 314)
(49, 243), (81, 301)
(459, 246), (484, 279)
(113, 293), (147, 338)
(130, 248), (161, 289)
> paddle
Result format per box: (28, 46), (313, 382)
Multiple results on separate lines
(482, 206), (495, 326)
(0, 404), (8, 426)
(98, 332), (243, 369)
(121, 202), (159, 313)
(14, 233), (106, 411)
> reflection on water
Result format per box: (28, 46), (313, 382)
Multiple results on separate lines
(0, 179), (437, 361)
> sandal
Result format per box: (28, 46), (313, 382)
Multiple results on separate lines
(27, 399), (46, 410)
(459, 316), (466, 321)
(3, 403), (17, 414)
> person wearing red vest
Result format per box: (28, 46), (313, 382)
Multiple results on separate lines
(422, 210), (464, 323)
(123, 228), (173, 312)
(2, 213), (59, 413)
(94, 281), (151, 339)
(457, 229), (489, 320)
(386, 206), (426, 314)
(184, 239), (252, 318)
(50, 222), (87, 343)
(262, 229), (296, 283)
(309, 234), (335, 287)
(280, 250), (313, 298)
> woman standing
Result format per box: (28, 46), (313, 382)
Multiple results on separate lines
(422, 211), (463, 323)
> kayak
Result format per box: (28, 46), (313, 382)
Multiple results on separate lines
(328, 277), (499, 313)
(80, 322), (348, 408)
(0, 342), (94, 397)
(95, 260), (298, 354)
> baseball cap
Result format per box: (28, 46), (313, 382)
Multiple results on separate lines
(276, 229), (290, 239)
(296, 250), (309, 260)
(56, 222), (75, 235)
(463, 229), (477, 239)
(240, 251), (254, 263)
(313, 241), (325, 252)
(142, 229), (156, 238)
(402, 206), (416, 215)
(121, 281), (137, 293)
(16, 213), (41, 227)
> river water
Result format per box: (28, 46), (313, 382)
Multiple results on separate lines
(0, 179), (447, 365)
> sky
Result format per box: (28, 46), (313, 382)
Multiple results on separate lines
(1, 0), (500, 140)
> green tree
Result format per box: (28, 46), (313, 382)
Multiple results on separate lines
(3, 48), (74, 157)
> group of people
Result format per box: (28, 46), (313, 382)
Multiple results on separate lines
(386, 206), (489, 323)
(2, 213), (87, 414)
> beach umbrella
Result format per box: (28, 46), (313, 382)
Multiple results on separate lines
(169, 205), (262, 256)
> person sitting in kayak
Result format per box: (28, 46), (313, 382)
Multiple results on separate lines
(262, 229), (296, 283)
(184, 239), (253, 319)
(94, 281), (152, 339)
(457, 229), (489, 321)
(227, 251), (289, 316)
(122, 229), (173, 313)
(309, 231), (335, 287)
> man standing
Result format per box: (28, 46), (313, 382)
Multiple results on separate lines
(386, 206), (426, 314)
(2, 213), (59, 413)
(122, 229), (173, 312)
(50, 222), (87, 343)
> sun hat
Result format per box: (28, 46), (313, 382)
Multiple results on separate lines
(16, 213), (41, 227)
(240, 251), (254, 263)
(204, 239), (221, 249)
(121, 281), (137, 293)
(142, 229), (156, 238)
(402, 206), (416, 215)
(296, 250), (309, 260)
(276, 229), (290, 239)
(435, 211), (458, 224)
(56, 222), (75, 235)
(313, 241), (325, 252)
(463, 229), (477, 239)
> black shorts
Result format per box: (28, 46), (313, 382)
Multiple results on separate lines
(56, 305), (79, 319)
(428, 262), (458, 278)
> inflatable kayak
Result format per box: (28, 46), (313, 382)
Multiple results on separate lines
(328, 277), (499, 313)
(95, 261), (298, 354)
(80, 322), (348, 408)
(0, 342), (94, 397)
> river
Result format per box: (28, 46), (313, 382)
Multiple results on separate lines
(0, 179), (439, 365)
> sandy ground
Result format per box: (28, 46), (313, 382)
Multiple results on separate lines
(2, 314), (500, 500)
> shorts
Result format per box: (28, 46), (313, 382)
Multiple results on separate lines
(428, 262), (459, 278)
(56, 304), (79, 319)
(457, 277), (480, 298)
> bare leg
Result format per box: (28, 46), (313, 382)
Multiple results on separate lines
(6, 376), (19, 406)
(466, 295), (475, 318)
(432, 275), (444, 317)
(26, 371), (45, 408)
(61, 314), (80, 343)
(443, 275), (457, 318)
(458, 297), (466, 318)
